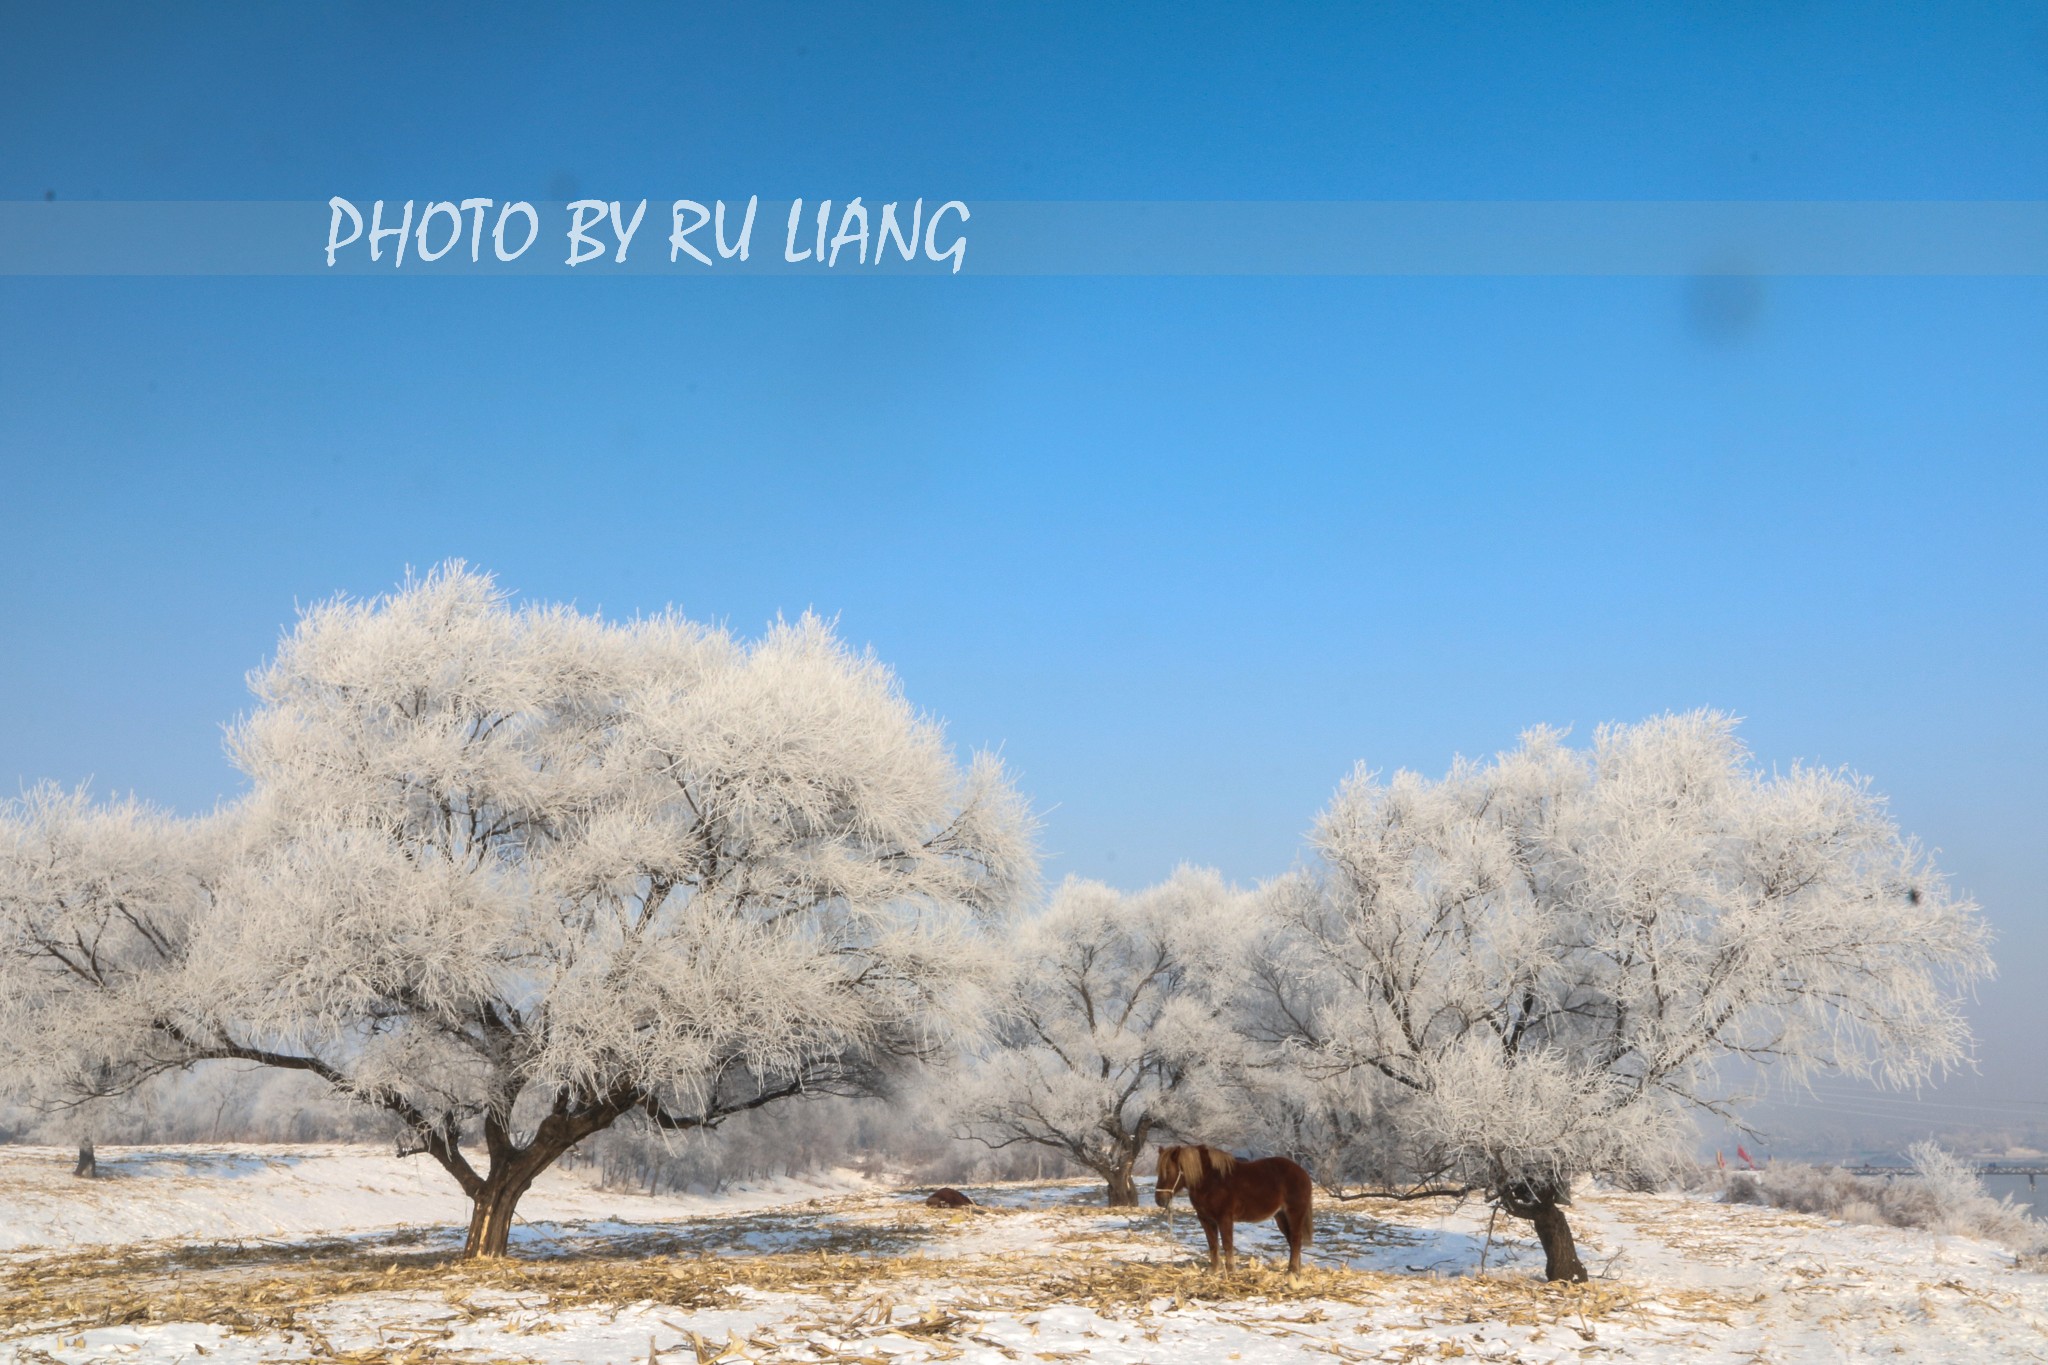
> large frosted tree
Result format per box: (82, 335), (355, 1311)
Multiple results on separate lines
(1258, 712), (1991, 1281)
(0, 566), (1034, 1255)
(952, 868), (1252, 1205)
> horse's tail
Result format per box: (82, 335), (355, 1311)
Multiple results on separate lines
(1291, 1160), (1315, 1244)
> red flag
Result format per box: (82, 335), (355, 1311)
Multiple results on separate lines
(1737, 1145), (1756, 1169)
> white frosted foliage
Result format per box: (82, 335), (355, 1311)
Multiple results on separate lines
(1264, 712), (1992, 1207)
(952, 867), (1253, 1201)
(0, 565), (1034, 1252)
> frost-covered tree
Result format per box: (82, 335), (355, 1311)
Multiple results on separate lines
(0, 787), (235, 1154)
(1218, 1054), (1415, 1198)
(952, 868), (1252, 1205)
(1258, 712), (1991, 1281)
(0, 566), (1034, 1256)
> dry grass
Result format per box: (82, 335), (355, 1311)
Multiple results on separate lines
(0, 1234), (1718, 1342)
(2, 1243), (930, 1335)
(0, 1186), (1752, 1363)
(1001, 1253), (1665, 1321)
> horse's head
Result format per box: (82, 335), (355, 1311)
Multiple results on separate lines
(1154, 1146), (1185, 1208)
(1156, 1144), (1235, 1208)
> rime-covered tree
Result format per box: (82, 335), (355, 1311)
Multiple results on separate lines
(1257, 712), (1991, 1281)
(0, 566), (1034, 1256)
(952, 868), (1251, 1205)
(0, 787), (236, 1158)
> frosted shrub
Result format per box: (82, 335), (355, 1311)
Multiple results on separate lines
(0, 1065), (394, 1146)
(584, 1093), (1064, 1195)
(1723, 1147), (2043, 1253)
(1905, 1143), (2042, 1247)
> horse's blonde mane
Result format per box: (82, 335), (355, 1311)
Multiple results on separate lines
(1162, 1144), (1236, 1188)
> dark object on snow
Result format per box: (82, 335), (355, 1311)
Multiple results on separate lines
(73, 1139), (96, 1179)
(923, 1187), (975, 1208)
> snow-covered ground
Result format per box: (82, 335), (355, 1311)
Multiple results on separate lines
(1, 1144), (2042, 1363)
(0, 1144), (874, 1253)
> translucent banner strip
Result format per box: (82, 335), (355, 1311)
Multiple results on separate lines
(3, 200), (2044, 276)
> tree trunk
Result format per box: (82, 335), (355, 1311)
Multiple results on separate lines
(428, 1081), (792, 1258)
(1498, 1180), (1588, 1283)
(461, 1141), (570, 1257)
(1102, 1120), (1152, 1207)
(1527, 1198), (1588, 1283)
(464, 1171), (538, 1258)
(72, 1139), (96, 1179)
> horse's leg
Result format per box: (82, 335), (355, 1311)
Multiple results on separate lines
(1286, 1182), (1312, 1273)
(1198, 1213), (1221, 1271)
(1220, 1216), (1236, 1274)
(1274, 1208), (1296, 1273)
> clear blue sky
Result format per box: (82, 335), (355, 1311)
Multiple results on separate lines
(3, 3), (2044, 1141)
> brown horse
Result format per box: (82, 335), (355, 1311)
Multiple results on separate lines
(1154, 1144), (1313, 1273)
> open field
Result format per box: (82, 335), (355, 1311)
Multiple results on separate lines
(1, 1145), (2043, 1363)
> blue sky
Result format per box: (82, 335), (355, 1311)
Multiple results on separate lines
(3, 3), (2044, 1140)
